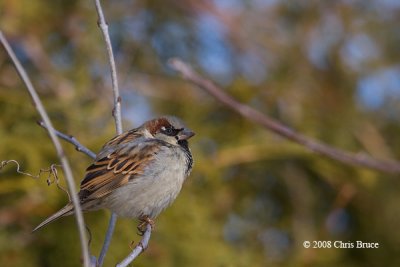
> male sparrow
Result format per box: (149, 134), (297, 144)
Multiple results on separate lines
(34, 116), (194, 232)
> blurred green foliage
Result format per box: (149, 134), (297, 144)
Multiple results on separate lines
(1, 0), (400, 266)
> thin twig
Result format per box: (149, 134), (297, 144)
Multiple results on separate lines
(169, 58), (400, 174)
(94, 0), (122, 134)
(93, 1), (124, 265)
(0, 31), (91, 267)
(0, 160), (70, 197)
(116, 224), (152, 267)
(38, 121), (96, 159)
(1, 160), (59, 180)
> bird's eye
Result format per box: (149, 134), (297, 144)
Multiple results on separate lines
(161, 126), (175, 136)
(165, 128), (173, 135)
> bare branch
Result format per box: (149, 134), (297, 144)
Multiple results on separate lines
(116, 224), (152, 267)
(94, 0), (122, 135)
(93, 1), (123, 265)
(0, 31), (91, 267)
(97, 214), (117, 266)
(38, 121), (96, 159)
(169, 58), (400, 174)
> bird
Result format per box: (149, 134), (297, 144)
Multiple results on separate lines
(33, 116), (194, 233)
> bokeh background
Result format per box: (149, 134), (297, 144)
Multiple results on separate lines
(1, 0), (400, 266)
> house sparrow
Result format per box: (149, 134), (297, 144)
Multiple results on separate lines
(33, 116), (194, 232)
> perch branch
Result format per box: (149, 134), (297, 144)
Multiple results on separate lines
(116, 224), (152, 267)
(0, 31), (91, 267)
(169, 58), (400, 174)
(97, 213), (117, 266)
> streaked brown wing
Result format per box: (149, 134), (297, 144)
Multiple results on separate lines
(79, 140), (163, 202)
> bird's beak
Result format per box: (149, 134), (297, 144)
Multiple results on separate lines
(178, 128), (195, 140)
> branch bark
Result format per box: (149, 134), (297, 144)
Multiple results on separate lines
(169, 58), (400, 174)
(0, 31), (91, 267)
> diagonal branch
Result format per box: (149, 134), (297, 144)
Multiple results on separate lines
(169, 58), (400, 174)
(38, 121), (96, 159)
(0, 31), (91, 267)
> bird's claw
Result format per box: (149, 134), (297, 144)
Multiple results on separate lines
(137, 216), (154, 236)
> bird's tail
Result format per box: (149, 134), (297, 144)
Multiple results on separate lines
(33, 203), (74, 232)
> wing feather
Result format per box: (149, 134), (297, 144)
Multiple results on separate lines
(79, 139), (166, 202)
